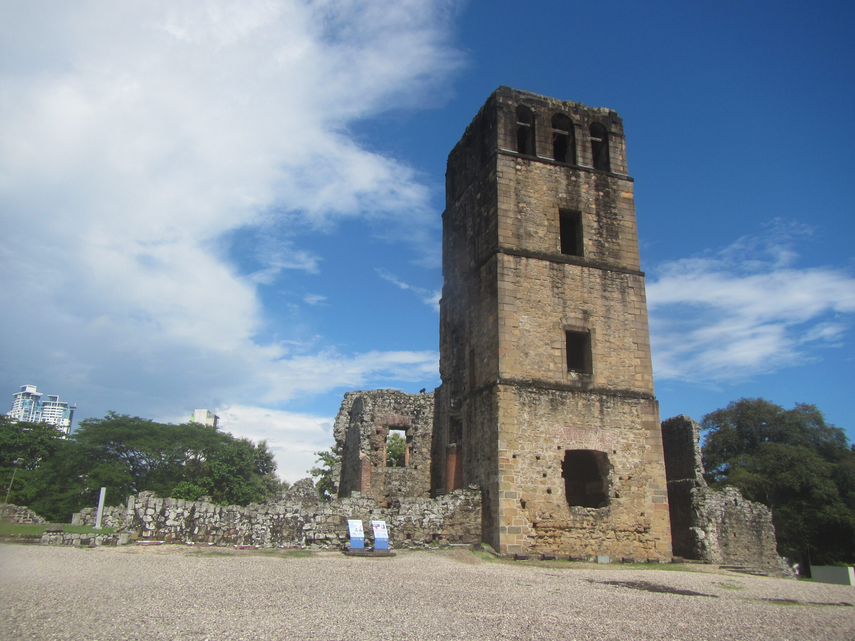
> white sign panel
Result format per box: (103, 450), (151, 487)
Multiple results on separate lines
(347, 520), (364, 538)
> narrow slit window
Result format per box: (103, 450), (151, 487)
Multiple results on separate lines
(589, 122), (610, 171)
(551, 114), (575, 164)
(449, 417), (462, 443)
(562, 450), (610, 508)
(516, 106), (535, 156)
(559, 210), (582, 256)
(565, 330), (591, 373)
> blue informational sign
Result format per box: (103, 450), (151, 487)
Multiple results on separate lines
(347, 520), (364, 549)
(371, 520), (389, 550)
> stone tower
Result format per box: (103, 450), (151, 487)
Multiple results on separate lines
(432, 87), (672, 558)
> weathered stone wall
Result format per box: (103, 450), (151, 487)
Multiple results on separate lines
(495, 254), (653, 392)
(63, 479), (481, 549)
(40, 531), (128, 547)
(494, 386), (670, 559)
(334, 390), (434, 505)
(0, 503), (46, 524)
(71, 503), (127, 529)
(436, 87), (671, 557)
(691, 485), (782, 569)
(662, 415), (785, 574)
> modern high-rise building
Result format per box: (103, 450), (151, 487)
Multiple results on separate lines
(192, 409), (219, 428)
(7, 385), (75, 435)
(9, 384), (42, 423)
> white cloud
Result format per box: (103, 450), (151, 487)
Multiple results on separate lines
(0, 1), (456, 421)
(214, 404), (334, 483)
(376, 268), (442, 311)
(647, 222), (855, 382)
(303, 294), (328, 306)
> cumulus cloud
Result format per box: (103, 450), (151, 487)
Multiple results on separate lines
(0, 1), (457, 421)
(213, 404), (333, 483)
(647, 221), (855, 382)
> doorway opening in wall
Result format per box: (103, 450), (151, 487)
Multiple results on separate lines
(386, 429), (408, 467)
(562, 450), (610, 507)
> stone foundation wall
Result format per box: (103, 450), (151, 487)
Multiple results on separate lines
(40, 531), (128, 547)
(62, 479), (481, 549)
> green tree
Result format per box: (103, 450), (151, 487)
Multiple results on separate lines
(12, 412), (283, 521)
(174, 438), (282, 505)
(310, 442), (341, 500)
(0, 415), (67, 507)
(386, 432), (406, 467)
(701, 398), (855, 565)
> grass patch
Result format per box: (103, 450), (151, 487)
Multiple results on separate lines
(471, 549), (497, 563)
(0, 522), (47, 536)
(0, 522), (114, 536)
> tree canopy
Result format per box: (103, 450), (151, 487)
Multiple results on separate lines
(1, 413), (284, 522)
(309, 442), (341, 500)
(701, 398), (855, 566)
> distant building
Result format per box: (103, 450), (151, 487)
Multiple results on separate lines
(9, 384), (42, 423)
(192, 409), (219, 428)
(8, 384), (75, 435)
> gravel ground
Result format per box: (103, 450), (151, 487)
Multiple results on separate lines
(1, 544), (854, 640)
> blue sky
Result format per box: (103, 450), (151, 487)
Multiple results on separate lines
(1, 1), (853, 481)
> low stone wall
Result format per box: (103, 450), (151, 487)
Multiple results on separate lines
(39, 531), (129, 547)
(71, 504), (126, 529)
(0, 503), (46, 524)
(62, 479), (481, 549)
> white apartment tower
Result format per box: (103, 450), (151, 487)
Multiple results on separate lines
(8, 385), (76, 435)
(192, 409), (219, 428)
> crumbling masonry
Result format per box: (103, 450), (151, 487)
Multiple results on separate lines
(662, 415), (786, 574)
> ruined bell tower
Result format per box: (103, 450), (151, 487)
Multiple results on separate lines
(432, 87), (672, 558)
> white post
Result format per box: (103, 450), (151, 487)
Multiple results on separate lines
(94, 487), (107, 530)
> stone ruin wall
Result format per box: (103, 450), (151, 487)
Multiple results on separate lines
(661, 415), (787, 575)
(53, 478), (481, 549)
(0, 504), (47, 524)
(334, 389), (434, 505)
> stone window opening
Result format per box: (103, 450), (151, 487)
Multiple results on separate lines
(589, 122), (610, 171)
(559, 210), (582, 256)
(385, 428), (409, 467)
(449, 416), (462, 444)
(551, 114), (575, 164)
(565, 330), (592, 374)
(516, 106), (535, 156)
(562, 450), (611, 508)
